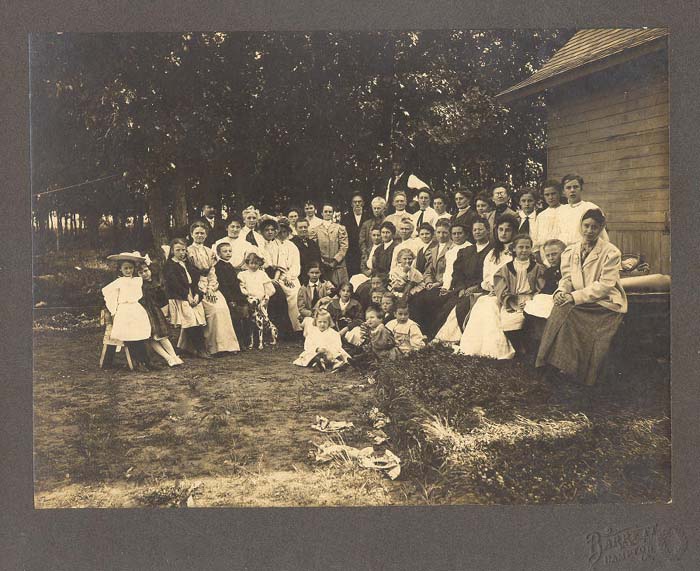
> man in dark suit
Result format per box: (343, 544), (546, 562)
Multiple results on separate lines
(197, 202), (227, 247)
(291, 218), (322, 285)
(383, 154), (428, 215)
(340, 192), (369, 278)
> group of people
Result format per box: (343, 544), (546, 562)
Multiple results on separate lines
(102, 171), (629, 386)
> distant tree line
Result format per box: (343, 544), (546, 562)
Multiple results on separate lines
(30, 30), (571, 252)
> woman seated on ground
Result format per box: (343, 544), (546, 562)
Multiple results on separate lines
(184, 221), (240, 356)
(458, 234), (545, 359)
(435, 214), (517, 344)
(293, 308), (350, 371)
(536, 209), (627, 386)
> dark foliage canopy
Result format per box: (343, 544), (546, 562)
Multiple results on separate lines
(30, 30), (572, 247)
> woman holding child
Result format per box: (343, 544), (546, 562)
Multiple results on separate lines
(536, 209), (627, 385)
(185, 221), (240, 355)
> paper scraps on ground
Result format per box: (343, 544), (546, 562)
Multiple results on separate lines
(367, 429), (389, 445)
(311, 442), (401, 480)
(310, 415), (355, 433)
(368, 407), (391, 429)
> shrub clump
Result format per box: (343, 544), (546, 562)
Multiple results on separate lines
(372, 345), (670, 504)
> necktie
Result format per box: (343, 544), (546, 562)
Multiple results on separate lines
(520, 216), (530, 235)
(417, 211), (424, 228)
(311, 284), (319, 306)
(246, 231), (258, 247)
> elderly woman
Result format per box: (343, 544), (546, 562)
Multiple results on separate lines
(183, 221), (240, 355)
(536, 209), (627, 385)
(240, 206), (265, 248)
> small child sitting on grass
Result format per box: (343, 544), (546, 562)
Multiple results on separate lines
(385, 300), (426, 355)
(293, 309), (350, 371)
(380, 292), (396, 325)
(355, 304), (402, 362)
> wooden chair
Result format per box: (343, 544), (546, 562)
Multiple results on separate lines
(99, 308), (134, 370)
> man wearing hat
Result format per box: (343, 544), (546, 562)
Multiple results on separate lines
(197, 201), (227, 247)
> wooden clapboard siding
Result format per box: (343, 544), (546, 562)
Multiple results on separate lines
(547, 50), (670, 274)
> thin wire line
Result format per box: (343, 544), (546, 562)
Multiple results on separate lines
(35, 173), (122, 198)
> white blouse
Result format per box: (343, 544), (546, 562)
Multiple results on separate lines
(102, 276), (144, 315)
(481, 249), (513, 292)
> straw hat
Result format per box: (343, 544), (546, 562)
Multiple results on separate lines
(106, 251), (149, 263)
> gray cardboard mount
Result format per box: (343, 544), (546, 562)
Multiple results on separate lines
(1, 1), (698, 569)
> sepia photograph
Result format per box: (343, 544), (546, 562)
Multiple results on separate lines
(31, 29), (671, 509)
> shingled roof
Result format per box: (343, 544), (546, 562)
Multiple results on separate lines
(496, 28), (668, 102)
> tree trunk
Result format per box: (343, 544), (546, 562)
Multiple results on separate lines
(147, 187), (171, 261)
(173, 180), (189, 235)
(83, 208), (101, 249)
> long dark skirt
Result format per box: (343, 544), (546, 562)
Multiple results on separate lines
(536, 303), (623, 386)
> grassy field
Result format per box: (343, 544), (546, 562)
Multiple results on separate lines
(33, 328), (406, 508)
(33, 322), (671, 507)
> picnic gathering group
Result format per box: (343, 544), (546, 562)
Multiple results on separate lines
(102, 163), (635, 386)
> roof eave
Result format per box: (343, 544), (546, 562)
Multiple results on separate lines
(496, 35), (668, 104)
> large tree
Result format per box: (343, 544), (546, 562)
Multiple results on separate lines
(31, 30), (572, 253)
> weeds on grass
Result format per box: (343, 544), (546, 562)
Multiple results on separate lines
(371, 345), (671, 504)
(135, 479), (203, 508)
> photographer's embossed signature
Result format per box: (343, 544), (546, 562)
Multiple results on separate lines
(586, 523), (687, 568)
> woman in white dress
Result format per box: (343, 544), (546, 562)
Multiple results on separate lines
(459, 233), (544, 359)
(435, 216), (516, 343)
(269, 220), (303, 332)
(185, 221), (240, 355)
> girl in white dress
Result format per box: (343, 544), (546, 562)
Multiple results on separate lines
(102, 252), (153, 370)
(459, 234), (544, 359)
(294, 309), (350, 371)
(185, 221), (240, 355)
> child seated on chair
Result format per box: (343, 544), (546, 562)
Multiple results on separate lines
(102, 252), (154, 370)
(385, 300), (426, 355)
(388, 248), (424, 301)
(137, 260), (182, 367)
(293, 309), (350, 371)
(297, 263), (335, 335)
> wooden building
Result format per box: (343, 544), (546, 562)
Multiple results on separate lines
(497, 29), (670, 274)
